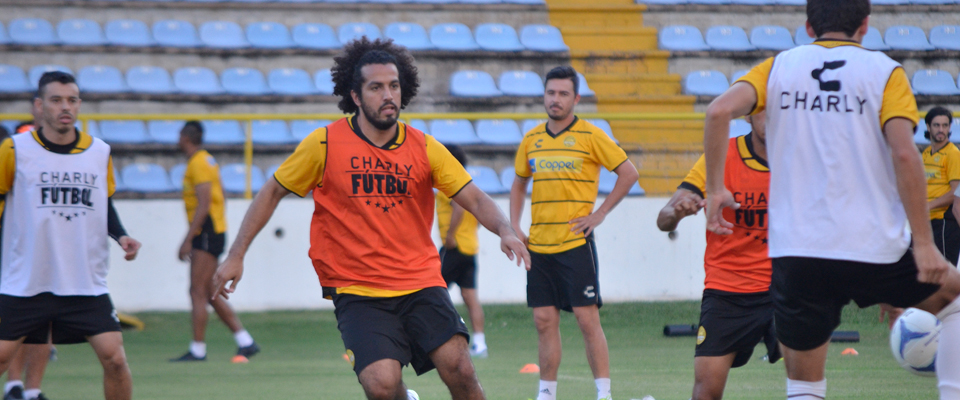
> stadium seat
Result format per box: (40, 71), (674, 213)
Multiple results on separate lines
(291, 120), (331, 140)
(914, 119), (930, 146)
(314, 69), (334, 95)
(222, 68), (269, 95)
(147, 120), (185, 143)
(0, 22), (8, 44)
(499, 71), (544, 96)
(268, 68), (315, 95)
(409, 119), (429, 134)
(930, 25), (960, 50)
(252, 120), (294, 144)
(429, 120), (481, 145)
(292, 23), (340, 49)
(520, 25), (568, 52)
(174, 67), (224, 94)
(475, 119), (523, 145)
(706, 26), (755, 51)
(499, 167), (531, 193)
(885, 26), (934, 50)
(77, 66), (126, 93)
(795, 25), (815, 46)
(586, 119), (618, 143)
(265, 164), (280, 182)
(475, 24), (524, 51)
(200, 21), (247, 48)
(126, 66), (175, 94)
(57, 19), (105, 45)
(247, 22), (292, 49)
(10, 18), (57, 45)
(121, 163), (175, 193)
(29, 65), (72, 88)
(450, 71), (501, 97)
(0, 65), (31, 93)
(659, 25), (709, 51)
(730, 69), (749, 82)
(221, 164), (266, 193)
(862, 27), (890, 51)
(0, 121), (18, 134)
(466, 166), (506, 194)
(502, 0), (546, 3)
(339, 23), (381, 45)
(384, 22), (433, 50)
(683, 70), (729, 96)
(521, 119), (547, 134)
(169, 163), (187, 191)
(105, 20), (153, 46)
(153, 20), (200, 47)
(730, 119), (751, 137)
(83, 121), (99, 138)
(98, 120), (149, 143)
(598, 168), (644, 195)
(202, 120), (245, 144)
(750, 25), (794, 50)
(912, 70), (960, 95)
(430, 23), (479, 51)
(577, 73), (596, 97)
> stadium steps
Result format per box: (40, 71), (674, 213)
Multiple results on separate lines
(583, 73), (680, 96)
(570, 50), (670, 75)
(547, 5), (645, 27)
(610, 120), (703, 152)
(633, 152), (702, 195)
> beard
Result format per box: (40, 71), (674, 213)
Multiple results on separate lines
(360, 100), (399, 131)
(546, 105), (570, 121)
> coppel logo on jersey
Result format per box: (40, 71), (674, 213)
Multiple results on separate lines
(529, 157), (583, 173)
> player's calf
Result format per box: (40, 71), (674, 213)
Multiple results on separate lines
(431, 335), (485, 400)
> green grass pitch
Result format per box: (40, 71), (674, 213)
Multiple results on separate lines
(23, 302), (937, 399)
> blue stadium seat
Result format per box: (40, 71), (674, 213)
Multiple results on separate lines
(586, 119), (618, 143)
(912, 70), (960, 95)
(502, 0), (545, 4)
(914, 119), (930, 146)
(10, 18), (57, 45)
(252, 120), (294, 144)
(930, 25), (960, 50)
(430, 23), (479, 51)
(200, 21), (248, 48)
(126, 66), (175, 94)
(268, 68), (315, 95)
(99, 120), (149, 143)
(0, 65), (31, 93)
(521, 119), (546, 134)
(885, 26), (934, 50)
(147, 120), (185, 144)
(795, 25), (814, 45)
(750, 25), (794, 50)
(0, 121), (18, 134)
(638, 0), (687, 4)
(105, 20), (153, 46)
(291, 120), (331, 140)
(659, 25), (709, 51)
(499, 71), (543, 96)
(774, 0), (806, 3)
(247, 22), (293, 49)
(467, 166), (506, 194)
(429, 120), (481, 145)
(314, 69), (334, 95)
(292, 23), (340, 49)
(174, 67), (224, 94)
(265, 165), (280, 182)
(222, 68), (269, 95)
(221, 164), (266, 193)
(409, 119), (429, 134)
(520, 25), (568, 51)
(450, 70), (501, 97)
(475, 24), (524, 51)
(730, 119), (751, 137)
(578, 73), (595, 97)
(598, 168), (644, 195)
(83, 121), (99, 138)
(77, 66), (126, 93)
(706, 26), (755, 51)
(58, 19), (105, 45)
(29, 65), (72, 88)
(202, 120), (245, 144)
(385, 22), (433, 50)
(730, 69), (749, 82)
(0, 22), (9, 44)
(499, 167), (531, 193)
(339, 23), (381, 45)
(169, 163), (187, 191)
(121, 163), (174, 193)
(475, 119), (523, 145)
(862, 27), (890, 51)
(683, 70), (729, 96)
(153, 20), (200, 47)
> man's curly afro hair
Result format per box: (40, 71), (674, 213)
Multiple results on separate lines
(331, 37), (420, 114)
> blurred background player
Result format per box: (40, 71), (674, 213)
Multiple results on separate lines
(510, 66), (639, 400)
(436, 144), (488, 358)
(657, 111), (779, 400)
(171, 121), (258, 362)
(922, 106), (960, 264)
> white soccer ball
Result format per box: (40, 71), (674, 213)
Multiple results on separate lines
(889, 308), (940, 377)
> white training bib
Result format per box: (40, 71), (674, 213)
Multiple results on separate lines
(2, 133), (112, 296)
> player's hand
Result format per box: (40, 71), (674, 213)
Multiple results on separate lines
(569, 210), (606, 237)
(913, 243), (953, 285)
(178, 238), (192, 262)
(512, 224), (529, 247)
(879, 303), (904, 329)
(212, 255), (244, 300)
(500, 224), (532, 270)
(444, 235), (457, 249)
(674, 193), (704, 219)
(704, 188), (739, 235)
(118, 236), (141, 261)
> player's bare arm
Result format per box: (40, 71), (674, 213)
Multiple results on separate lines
(928, 180), (959, 212)
(509, 174), (530, 246)
(213, 178), (291, 300)
(446, 201), (465, 249)
(703, 82), (756, 235)
(180, 182), (212, 261)
(453, 182), (531, 270)
(656, 188), (704, 232)
(570, 160), (639, 237)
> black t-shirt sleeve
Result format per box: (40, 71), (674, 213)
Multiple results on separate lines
(107, 197), (128, 242)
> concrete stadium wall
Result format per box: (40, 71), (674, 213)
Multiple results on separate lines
(106, 196), (707, 312)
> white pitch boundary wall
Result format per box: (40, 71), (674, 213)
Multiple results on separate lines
(107, 197), (708, 312)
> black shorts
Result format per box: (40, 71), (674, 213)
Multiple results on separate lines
(192, 216), (225, 258)
(932, 218), (960, 266)
(332, 286), (469, 376)
(695, 289), (780, 368)
(0, 293), (121, 345)
(772, 250), (940, 351)
(440, 247), (478, 289)
(527, 238), (601, 312)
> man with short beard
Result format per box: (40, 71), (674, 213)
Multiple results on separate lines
(922, 106), (960, 264)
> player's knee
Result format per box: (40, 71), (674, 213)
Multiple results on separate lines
(361, 379), (402, 400)
(692, 380), (723, 400)
(533, 313), (558, 333)
(100, 351), (129, 376)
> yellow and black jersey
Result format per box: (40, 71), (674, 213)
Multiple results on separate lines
(923, 142), (960, 220)
(436, 191), (479, 255)
(183, 149), (227, 235)
(514, 117), (629, 254)
(0, 131), (116, 198)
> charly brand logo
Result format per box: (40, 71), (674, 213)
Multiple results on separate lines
(348, 156), (414, 213)
(38, 171), (99, 221)
(811, 60), (846, 92)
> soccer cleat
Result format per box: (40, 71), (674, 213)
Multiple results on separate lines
(406, 389), (420, 400)
(27, 393), (49, 400)
(236, 342), (260, 359)
(469, 344), (488, 359)
(3, 386), (24, 400)
(169, 351), (206, 362)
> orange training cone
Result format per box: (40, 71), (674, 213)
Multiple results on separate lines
(231, 355), (249, 363)
(520, 363), (540, 373)
(841, 348), (859, 356)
